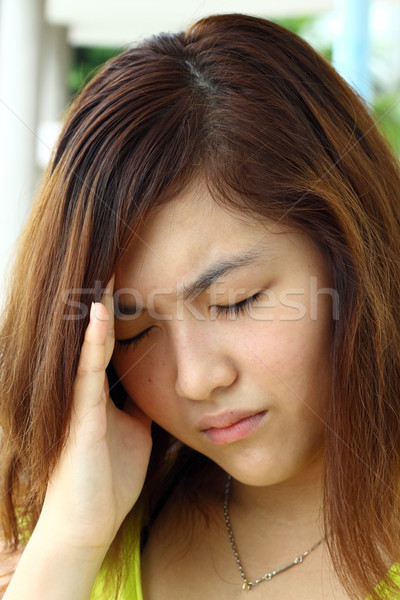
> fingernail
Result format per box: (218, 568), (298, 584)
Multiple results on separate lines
(90, 301), (109, 322)
(90, 302), (96, 322)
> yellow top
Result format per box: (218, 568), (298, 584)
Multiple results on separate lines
(90, 523), (400, 600)
(90, 532), (143, 600)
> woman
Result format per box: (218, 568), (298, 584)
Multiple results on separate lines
(1, 12), (400, 600)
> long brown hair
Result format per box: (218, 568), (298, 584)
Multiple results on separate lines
(1, 13), (400, 599)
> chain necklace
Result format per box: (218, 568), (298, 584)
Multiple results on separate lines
(223, 474), (325, 591)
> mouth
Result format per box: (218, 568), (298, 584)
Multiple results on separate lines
(200, 410), (268, 445)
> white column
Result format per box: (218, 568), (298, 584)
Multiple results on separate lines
(0, 0), (44, 303)
(36, 23), (70, 170)
(333, 0), (372, 104)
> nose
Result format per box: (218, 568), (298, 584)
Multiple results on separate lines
(173, 326), (238, 401)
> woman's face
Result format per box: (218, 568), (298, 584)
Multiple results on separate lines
(112, 181), (335, 487)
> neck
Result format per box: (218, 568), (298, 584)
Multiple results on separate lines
(233, 462), (323, 523)
(227, 456), (325, 557)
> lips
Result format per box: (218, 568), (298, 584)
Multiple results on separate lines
(198, 409), (268, 445)
(198, 409), (266, 431)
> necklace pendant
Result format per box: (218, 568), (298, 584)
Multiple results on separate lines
(242, 581), (252, 591)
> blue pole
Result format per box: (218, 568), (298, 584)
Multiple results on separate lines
(333, 0), (372, 104)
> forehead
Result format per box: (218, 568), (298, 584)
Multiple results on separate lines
(116, 183), (276, 287)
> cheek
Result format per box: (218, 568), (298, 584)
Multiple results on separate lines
(243, 312), (332, 410)
(112, 351), (172, 421)
(243, 316), (320, 369)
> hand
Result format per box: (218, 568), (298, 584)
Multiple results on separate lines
(38, 276), (152, 554)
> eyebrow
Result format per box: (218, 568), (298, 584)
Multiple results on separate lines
(116, 248), (264, 316)
(178, 249), (264, 301)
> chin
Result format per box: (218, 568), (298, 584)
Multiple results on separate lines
(215, 448), (325, 488)
(211, 454), (287, 487)
(227, 468), (295, 488)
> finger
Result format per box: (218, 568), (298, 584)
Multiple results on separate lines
(102, 274), (115, 366)
(73, 301), (109, 418)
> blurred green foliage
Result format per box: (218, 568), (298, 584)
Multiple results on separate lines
(373, 92), (400, 157)
(273, 15), (400, 157)
(273, 15), (316, 32)
(69, 15), (400, 157)
(68, 46), (120, 96)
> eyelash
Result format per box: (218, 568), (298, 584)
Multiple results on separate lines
(115, 328), (152, 351)
(115, 291), (262, 351)
(212, 291), (262, 318)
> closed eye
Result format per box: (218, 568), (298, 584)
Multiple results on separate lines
(115, 292), (263, 351)
(115, 327), (153, 351)
(212, 291), (262, 318)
